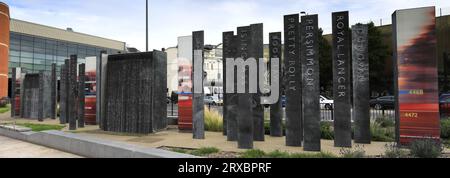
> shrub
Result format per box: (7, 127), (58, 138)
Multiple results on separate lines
(441, 119), (450, 139)
(15, 123), (65, 132)
(0, 97), (8, 108)
(409, 138), (443, 158)
(321, 122), (334, 140)
(375, 117), (395, 128)
(191, 147), (220, 156)
(241, 149), (338, 158)
(264, 122), (286, 136)
(204, 107), (223, 132)
(339, 145), (366, 158)
(384, 143), (409, 158)
(371, 121), (395, 142)
(241, 149), (266, 158)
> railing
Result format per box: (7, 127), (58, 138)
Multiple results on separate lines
(167, 102), (450, 121)
(320, 103), (395, 122)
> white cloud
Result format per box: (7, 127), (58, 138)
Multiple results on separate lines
(4, 0), (450, 51)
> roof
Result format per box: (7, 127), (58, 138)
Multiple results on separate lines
(10, 18), (126, 51)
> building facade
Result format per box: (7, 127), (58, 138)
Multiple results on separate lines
(8, 19), (126, 77)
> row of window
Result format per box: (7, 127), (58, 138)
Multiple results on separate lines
(8, 32), (122, 75)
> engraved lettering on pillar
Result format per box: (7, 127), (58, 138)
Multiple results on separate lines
(284, 14), (302, 147)
(332, 11), (352, 148)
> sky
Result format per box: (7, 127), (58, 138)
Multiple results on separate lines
(3, 0), (450, 51)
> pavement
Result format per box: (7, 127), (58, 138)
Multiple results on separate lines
(0, 135), (82, 158)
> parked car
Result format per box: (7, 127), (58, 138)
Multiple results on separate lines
(439, 94), (450, 117)
(204, 96), (223, 106)
(320, 96), (334, 110)
(370, 96), (395, 110)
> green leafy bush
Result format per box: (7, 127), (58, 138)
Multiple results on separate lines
(371, 121), (395, 142)
(441, 119), (450, 139)
(241, 149), (337, 158)
(191, 147), (220, 156)
(0, 97), (8, 108)
(375, 117), (395, 128)
(339, 145), (366, 158)
(15, 123), (65, 132)
(321, 122), (334, 140)
(384, 143), (409, 158)
(241, 149), (266, 158)
(409, 138), (443, 158)
(204, 107), (223, 132)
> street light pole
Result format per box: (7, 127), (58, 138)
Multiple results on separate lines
(146, 0), (149, 52)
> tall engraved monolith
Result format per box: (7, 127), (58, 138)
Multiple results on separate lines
(237, 26), (254, 149)
(269, 32), (283, 137)
(68, 55), (78, 130)
(352, 24), (371, 144)
(302, 14), (321, 151)
(284, 14), (302, 146)
(250, 23), (265, 142)
(78, 63), (85, 128)
(51, 63), (57, 119)
(193, 31), (205, 139)
(332, 11), (352, 147)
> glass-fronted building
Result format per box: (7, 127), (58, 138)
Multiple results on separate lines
(8, 19), (126, 76)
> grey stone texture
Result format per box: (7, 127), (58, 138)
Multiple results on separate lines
(237, 26), (254, 149)
(20, 72), (52, 121)
(269, 32), (283, 137)
(223, 32), (239, 141)
(301, 14), (321, 151)
(11, 68), (16, 118)
(250, 23), (265, 142)
(59, 64), (67, 124)
(78, 63), (85, 128)
(192, 31), (205, 139)
(352, 24), (371, 144)
(332, 11), (352, 148)
(51, 64), (57, 119)
(284, 14), (302, 147)
(102, 51), (167, 134)
(68, 55), (78, 131)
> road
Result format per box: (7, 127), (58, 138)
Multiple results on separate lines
(0, 136), (82, 158)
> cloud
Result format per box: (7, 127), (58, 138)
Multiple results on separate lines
(3, 0), (450, 51)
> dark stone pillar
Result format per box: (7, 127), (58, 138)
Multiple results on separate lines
(59, 64), (67, 124)
(301, 14), (321, 151)
(250, 23), (265, 142)
(51, 64), (57, 119)
(223, 31), (233, 137)
(332, 11), (352, 148)
(78, 63), (85, 128)
(152, 51), (168, 131)
(96, 51), (107, 125)
(68, 55), (78, 130)
(284, 14), (302, 147)
(224, 33), (239, 141)
(193, 31), (205, 139)
(38, 71), (44, 122)
(352, 24), (371, 144)
(237, 26), (254, 149)
(11, 68), (16, 118)
(269, 32), (283, 137)
(100, 54), (108, 130)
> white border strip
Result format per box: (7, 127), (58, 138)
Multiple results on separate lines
(0, 42), (8, 48)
